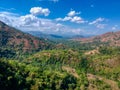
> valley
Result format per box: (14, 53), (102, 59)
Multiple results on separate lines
(0, 21), (120, 90)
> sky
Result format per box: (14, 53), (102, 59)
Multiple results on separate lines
(0, 0), (120, 36)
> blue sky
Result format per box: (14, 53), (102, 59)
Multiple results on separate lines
(0, 0), (120, 36)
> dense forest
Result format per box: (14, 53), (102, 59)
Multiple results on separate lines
(0, 21), (120, 90)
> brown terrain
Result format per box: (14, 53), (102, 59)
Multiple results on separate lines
(0, 21), (49, 52)
(73, 31), (120, 46)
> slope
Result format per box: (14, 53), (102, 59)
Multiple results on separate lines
(0, 21), (52, 54)
(73, 31), (120, 46)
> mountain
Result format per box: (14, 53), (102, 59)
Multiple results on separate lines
(49, 34), (63, 38)
(73, 31), (120, 46)
(26, 31), (87, 40)
(0, 21), (51, 53)
(26, 31), (64, 39)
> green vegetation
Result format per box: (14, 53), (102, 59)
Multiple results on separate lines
(0, 21), (120, 90)
(0, 52), (87, 90)
(0, 46), (120, 90)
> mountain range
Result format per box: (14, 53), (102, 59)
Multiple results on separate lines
(26, 31), (86, 40)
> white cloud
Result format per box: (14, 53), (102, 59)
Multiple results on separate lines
(71, 16), (86, 24)
(0, 7), (16, 11)
(56, 10), (86, 24)
(67, 10), (80, 17)
(0, 12), (19, 26)
(0, 11), (54, 32)
(112, 27), (116, 30)
(89, 17), (105, 25)
(55, 18), (63, 21)
(0, 11), (84, 35)
(56, 16), (86, 24)
(56, 16), (72, 21)
(112, 25), (118, 30)
(89, 17), (106, 29)
(30, 7), (50, 16)
(63, 16), (72, 21)
(19, 14), (41, 27)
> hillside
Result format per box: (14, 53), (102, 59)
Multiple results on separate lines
(1, 46), (120, 90)
(73, 31), (120, 46)
(0, 21), (52, 53)
(0, 21), (120, 90)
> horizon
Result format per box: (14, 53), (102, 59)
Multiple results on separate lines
(0, 0), (120, 36)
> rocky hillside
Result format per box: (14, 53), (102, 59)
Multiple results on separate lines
(0, 21), (52, 53)
(73, 31), (120, 46)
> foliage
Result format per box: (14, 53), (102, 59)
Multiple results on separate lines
(0, 23), (120, 89)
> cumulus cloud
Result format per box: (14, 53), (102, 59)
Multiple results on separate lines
(0, 11), (50, 31)
(30, 7), (50, 16)
(71, 16), (86, 23)
(0, 11), (84, 35)
(67, 10), (80, 17)
(19, 14), (42, 28)
(89, 17), (106, 29)
(56, 10), (86, 24)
